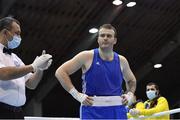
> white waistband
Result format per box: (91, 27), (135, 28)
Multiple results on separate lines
(91, 96), (122, 106)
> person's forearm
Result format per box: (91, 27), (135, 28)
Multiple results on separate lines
(55, 68), (88, 103)
(26, 69), (43, 89)
(126, 79), (136, 93)
(0, 65), (33, 80)
(55, 68), (74, 92)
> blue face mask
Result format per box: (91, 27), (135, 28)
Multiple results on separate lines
(146, 90), (157, 100)
(8, 35), (21, 49)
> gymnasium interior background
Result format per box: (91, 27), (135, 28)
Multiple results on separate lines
(0, 0), (180, 119)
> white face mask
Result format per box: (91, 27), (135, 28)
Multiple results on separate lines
(146, 90), (157, 100)
(8, 35), (21, 49)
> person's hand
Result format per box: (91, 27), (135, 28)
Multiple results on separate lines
(38, 50), (52, 70)
(69, 88), (93, 105)
(82, 96), (93, 106)
(129, 108), (140, 116)
(31, 50), (52, 72)
(122, 94), (128, 105)
(122, 92), (135, 106)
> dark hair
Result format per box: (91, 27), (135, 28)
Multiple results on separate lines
(146, 82), (159, 91)
(99, 24), (117, 37)
(0, 17), (20, 31)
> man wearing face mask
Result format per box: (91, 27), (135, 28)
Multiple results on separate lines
(129, 82), (170, 120)
(0, 17), (53, 119)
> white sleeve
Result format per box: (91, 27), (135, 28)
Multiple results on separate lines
(24, 72), (33, 82)
(13, 54), (33, 82)
(0, 58), (6, 68)
(13, 53), (25, 66)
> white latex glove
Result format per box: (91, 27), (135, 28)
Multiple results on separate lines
(31, 50), (52, 72)
(38, 50), (52, 70)
(69, 88), (87, 103)
(129, 108), (140, 116)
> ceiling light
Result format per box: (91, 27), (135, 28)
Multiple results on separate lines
(89, 28), (98, 34)
(126, 2), (136, 7)
(112, 0), (123, 6)
(154, 64), (162, 69)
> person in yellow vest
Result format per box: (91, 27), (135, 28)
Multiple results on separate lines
(127, 97), (144, 119)
(129, 82), (170, 120)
